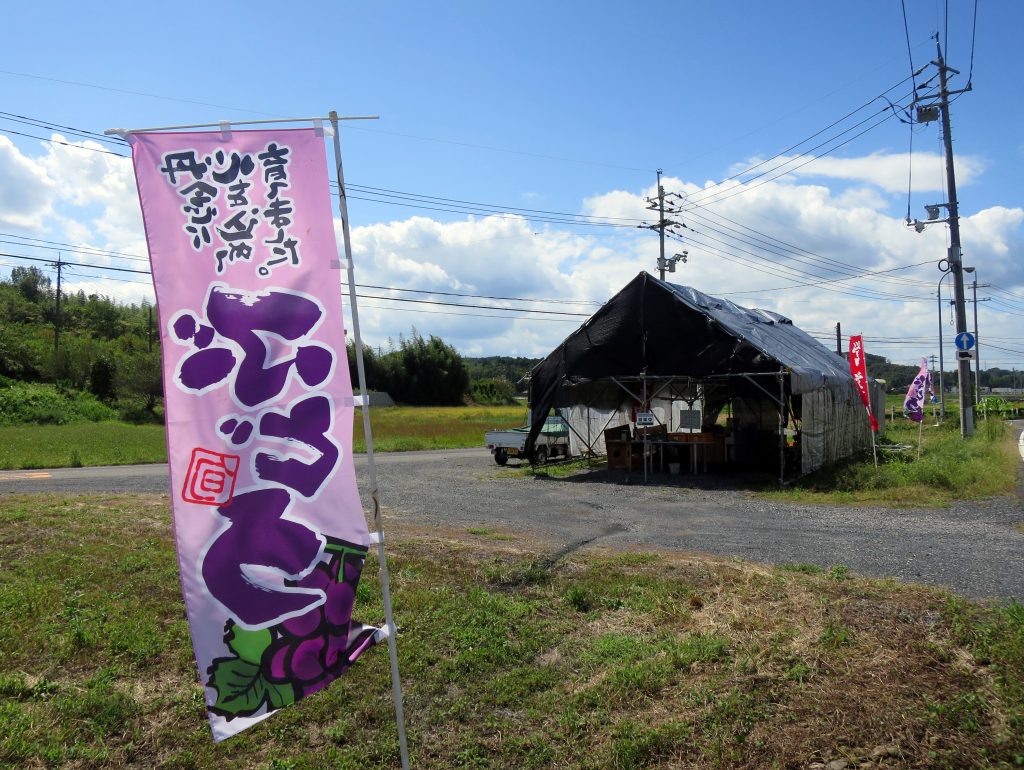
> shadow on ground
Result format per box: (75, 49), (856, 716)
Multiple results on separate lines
(526, 463), (780, 491)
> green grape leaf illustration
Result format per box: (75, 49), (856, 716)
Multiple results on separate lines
(208, 657), (295, 718)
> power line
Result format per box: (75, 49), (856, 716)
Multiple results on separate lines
(677, 79), (915, 207)
(342, 122), (652, 175)
(0, 110), (128, 146)
(680, 110), (902, 210)
(676, 207), (930, 289)
(352, 302), (580, 323)
(666, 230), (930, 303)
(343, 192), (636, 229)
(716, 260), (935, 296)
(348, 283), (600, 307)
(965, 0), (979, 86)
(5, 107), (1016, 313)
(0, 251), (149, 275)
(0, 250), (595, 318)
(342, 182), (644, 225)
(0, 68), (286, 119)
(0, 126), (126, 157)
(354, 293), (589, 317)
(0, 234), (148, 263)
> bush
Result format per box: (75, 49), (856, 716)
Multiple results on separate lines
(0, 383), (117, 425)
(471, 377), (517, 405)
(118, 399), (165, 425)
(89, 357), (117, 402)
(363, 330), (469, 405)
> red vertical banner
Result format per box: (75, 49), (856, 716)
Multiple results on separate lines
(848, 335), (879, 431)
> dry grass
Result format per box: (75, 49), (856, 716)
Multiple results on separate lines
(1, 495), (1022, 769)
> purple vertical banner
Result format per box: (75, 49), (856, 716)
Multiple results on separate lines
(903, 358), (932, 423)
(129, 128), (376, 741)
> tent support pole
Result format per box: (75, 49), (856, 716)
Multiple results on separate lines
(777, 370), (786, 486)
(589, 399), (598, 460)
(611, 377), (644, 405)
(642, 371), (648, 484)
(563, 416), (597, 457)
(742, 374), (784, 407)
(597, 407), (623, 442)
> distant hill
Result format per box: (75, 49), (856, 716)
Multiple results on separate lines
(464, 356), (540, 394)
(465, 351), (964, 395)
(863, 352), (924, 391)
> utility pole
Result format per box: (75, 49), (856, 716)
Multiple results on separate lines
(909, 37), (974, 436)
(657, 169), (666, 276)
(937, 41), (973, 437)
(835, 322), (842, 356)
(644, 169), (687, 279)
(972, 277), (979, 402)
(53, 255), (64, 354)
(970, 276), (984, 404)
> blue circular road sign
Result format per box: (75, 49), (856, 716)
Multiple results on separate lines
(955, 331), (976, 351)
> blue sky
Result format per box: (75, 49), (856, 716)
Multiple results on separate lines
(1, 0), (1022, 370)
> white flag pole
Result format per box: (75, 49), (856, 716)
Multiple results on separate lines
(866, 406), (878, 468)
(329, 111), (411, 770)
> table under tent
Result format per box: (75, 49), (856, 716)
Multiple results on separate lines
(524, 273), (885, 483)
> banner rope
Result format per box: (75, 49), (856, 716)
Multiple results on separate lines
(330, 110), (411, 770)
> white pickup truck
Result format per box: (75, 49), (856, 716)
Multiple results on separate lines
(485, 412), (571, 466)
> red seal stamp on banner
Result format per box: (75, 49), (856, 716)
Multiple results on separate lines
(182, 448), (240, 506)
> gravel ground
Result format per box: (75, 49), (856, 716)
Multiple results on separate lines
(359, 442), (1024, 603)
(1, 425), (1020, 603)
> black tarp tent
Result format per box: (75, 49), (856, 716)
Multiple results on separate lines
(525, 272), (883, 479)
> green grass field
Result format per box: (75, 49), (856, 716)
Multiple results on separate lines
(1, 495), (1021, 768)
(353, 405), (525, 453)
(764, 413), (1021, 507)
(0, 406), (527, 470)
(0, 422), (169, 469)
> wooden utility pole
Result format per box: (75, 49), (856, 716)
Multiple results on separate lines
(53, 256), (64, 354)
(936, 40), (973, 437)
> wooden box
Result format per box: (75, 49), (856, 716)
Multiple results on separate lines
(604, 424), (631, 444)
(606, 439), (643, 470)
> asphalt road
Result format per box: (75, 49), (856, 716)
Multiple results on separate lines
(1, 428), (1022, 602)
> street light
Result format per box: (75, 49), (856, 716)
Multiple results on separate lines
(657, 251), (687, 280)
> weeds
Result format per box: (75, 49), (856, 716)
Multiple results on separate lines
(0, 382), (117, 425)
(766, 417), (1019, 506)
(2, 494), (1024, 768)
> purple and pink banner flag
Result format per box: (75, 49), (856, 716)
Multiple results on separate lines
(848, 335), (879, 432)
(903, 357), (933, 423)
(129, 128), (375, 740)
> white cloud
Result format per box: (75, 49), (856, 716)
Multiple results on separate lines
(729, 151), (986, 193)
(0, 134), (151, 303)
(1, 138), (1021, 366)
(0, 136), (54, 228)
(38, 135), (145, 255)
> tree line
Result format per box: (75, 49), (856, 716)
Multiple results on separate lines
(862, 351), (1021, 392)
(0, 267), (529, 415)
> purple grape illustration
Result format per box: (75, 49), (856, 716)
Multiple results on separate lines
(207, 539), (377, 718)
